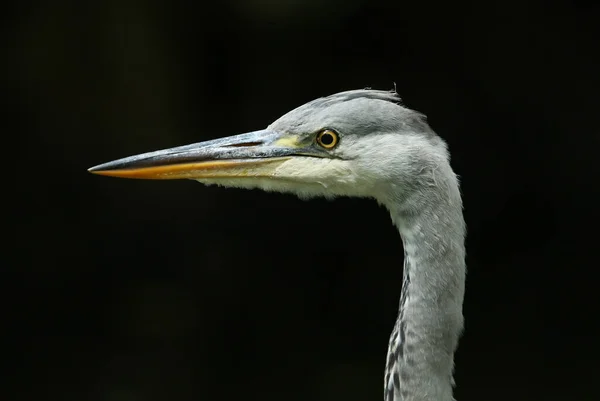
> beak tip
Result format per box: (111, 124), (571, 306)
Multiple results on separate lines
(88, 167), (102, 176)
(88, 162), (115, 176)
(89, 159), (117, 172)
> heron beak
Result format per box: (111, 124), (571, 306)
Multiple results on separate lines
(88, 129), (318, 180)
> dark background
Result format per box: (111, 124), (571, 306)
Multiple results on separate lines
(4, 0), (599, 400)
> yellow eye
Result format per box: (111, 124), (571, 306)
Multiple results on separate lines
(316, 129), (339, 149)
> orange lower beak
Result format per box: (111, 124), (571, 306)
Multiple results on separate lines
(89, 158), (289, 180)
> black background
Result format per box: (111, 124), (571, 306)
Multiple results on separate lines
(5, 1), (600, 400)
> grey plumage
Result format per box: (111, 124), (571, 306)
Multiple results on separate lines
(89, 89), (467, 401)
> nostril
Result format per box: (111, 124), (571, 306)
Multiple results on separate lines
(223, 141), (263, 148)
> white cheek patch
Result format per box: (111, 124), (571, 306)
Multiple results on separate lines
(274, 157), (376, 198)
(273, 158), (356, 187)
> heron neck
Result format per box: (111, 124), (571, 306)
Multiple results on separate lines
(382, 184), (466, 401)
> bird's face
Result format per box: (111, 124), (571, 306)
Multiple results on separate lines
(90, 90), (445, 201)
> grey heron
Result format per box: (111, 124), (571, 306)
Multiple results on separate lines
(89, 89), (466, 401)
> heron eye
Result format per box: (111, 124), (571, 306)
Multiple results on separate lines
(316, 129), (339, 149)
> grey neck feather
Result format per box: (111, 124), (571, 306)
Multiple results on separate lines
(380, 164), (466, 401)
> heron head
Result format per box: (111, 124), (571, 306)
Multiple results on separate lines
(89, 90), (449, 202)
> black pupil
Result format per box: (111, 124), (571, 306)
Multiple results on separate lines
(320, 132), (334, 145)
